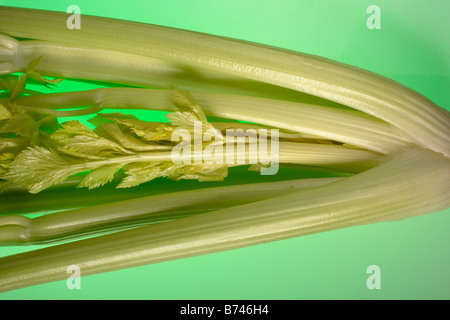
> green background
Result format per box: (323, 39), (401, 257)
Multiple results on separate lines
(0, 0), (449, 300)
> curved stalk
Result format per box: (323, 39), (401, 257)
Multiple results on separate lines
(0, 33), (311, 101)
(0, 177), (342, 245)
(12, 87), (411, 154)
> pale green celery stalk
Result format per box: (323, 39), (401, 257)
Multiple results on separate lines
(12, 88), (411, 154)
(0, 7), (448, 156)
(196, 122), (327, 141)
(3, 142), (381, 194)
(0, 164), (345, 215)
(277, 142), (380, 172)
(0, 34), (308, 101)
(6, 102), (325, 142)
(1, 147), (448, 293)
(0, 177), (342, 245)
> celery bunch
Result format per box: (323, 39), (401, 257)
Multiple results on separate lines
(0, 6), (448, 294)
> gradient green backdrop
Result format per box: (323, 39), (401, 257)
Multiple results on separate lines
(0, 0), (449, 300)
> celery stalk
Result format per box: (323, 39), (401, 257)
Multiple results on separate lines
(12, 87), (410, 154)
(0, 177), (342, 245)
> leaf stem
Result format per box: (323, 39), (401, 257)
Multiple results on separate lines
(0, 177), (342, 245)
(12, 87), (411, 154)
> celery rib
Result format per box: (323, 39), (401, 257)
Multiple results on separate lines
(0, 177), (342, 245)
(12, 88), (411, 154)
(0, 34), (309, 101)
